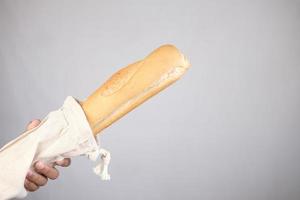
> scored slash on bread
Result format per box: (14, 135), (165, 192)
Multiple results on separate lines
(80, 44), (190, 136)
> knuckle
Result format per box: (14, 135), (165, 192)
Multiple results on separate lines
(28, 172), (40, 184)
(46, 167), (59, 180)
(39, 166), (49, 175)
(26, 174), (35, 182)
(51, 170), (59, 180)
(25, 180), (39, 192)
(40, 178), (48, 186)
(36, 175), (47, 186)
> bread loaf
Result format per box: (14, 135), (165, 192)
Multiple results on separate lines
(80, 44), (190, 135)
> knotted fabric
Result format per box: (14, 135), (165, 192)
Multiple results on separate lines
(0, 96), (110, 200)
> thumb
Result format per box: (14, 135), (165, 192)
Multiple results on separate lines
(26, 119), (41, 131)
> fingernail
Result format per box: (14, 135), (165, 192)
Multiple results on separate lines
(36, 162), (44, 170)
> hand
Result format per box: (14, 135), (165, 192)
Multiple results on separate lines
(24, 119), (71, 192)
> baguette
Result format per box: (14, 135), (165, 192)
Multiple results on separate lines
(80, 44), (190, 135)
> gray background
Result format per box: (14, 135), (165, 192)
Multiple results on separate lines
(0, 0), (300, 199)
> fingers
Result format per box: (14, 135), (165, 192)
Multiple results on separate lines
(24, 120), (72, 193)
(26, 170), (48, 187)
(26, 119), (41, 131)
(24, 179), (39, 192)
(34, 161), (59, 180)
(24, 159), (71, 192)
(55, 158), (71, 167)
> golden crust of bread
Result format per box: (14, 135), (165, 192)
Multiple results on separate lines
(80, 44), (190, 135)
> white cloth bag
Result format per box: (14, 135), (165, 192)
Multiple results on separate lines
(0, 96), (110, 200)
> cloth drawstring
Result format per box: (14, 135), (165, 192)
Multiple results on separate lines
(93, 148), (111, 180)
